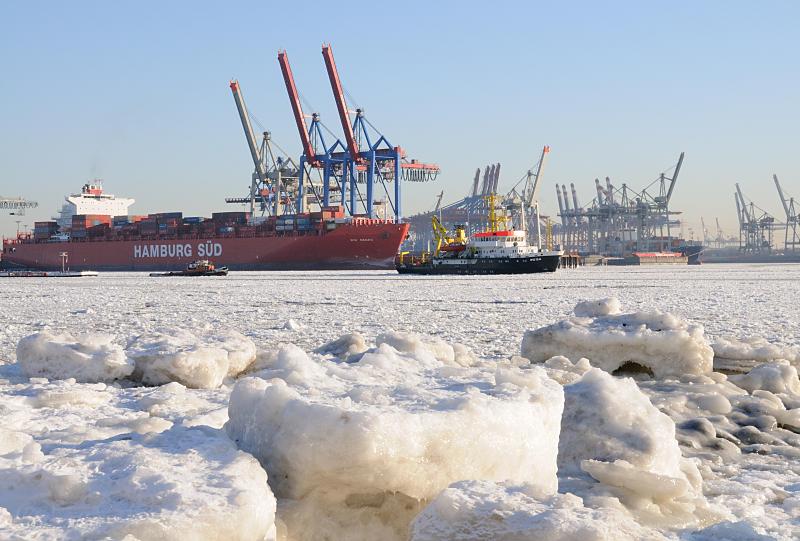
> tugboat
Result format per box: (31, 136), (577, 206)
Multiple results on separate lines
(149, 259), (228, 277)
(397, 195), (563, 275)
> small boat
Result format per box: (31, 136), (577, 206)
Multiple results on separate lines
(149, 259), (229, 277)
(397, 194), (563, 275)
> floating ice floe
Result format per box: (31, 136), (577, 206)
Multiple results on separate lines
(126, 328), (256, 389)
(410, 480), (670, 541)
(314, 332), (369, 361)
(712, 336), (800, 364)
(283, 319), (304, 331)
(559, 369), (709, 527)
(376, 331), (479, 367)
(573, 297), (622, 318)
(226, 336), (563, 540)
(521, 298), (714, 378)
(16, 331), (133, 383)
(730, 360), (800, 396)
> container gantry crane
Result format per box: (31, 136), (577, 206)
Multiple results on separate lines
(735, 182), (777, 253)
(0, 197), (38, 216)
(228, 80), (299, 217)
(318, 44), (439, 220)
(774, 174), (799, 251)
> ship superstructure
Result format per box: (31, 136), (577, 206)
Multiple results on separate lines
(55, 181), (134, 229)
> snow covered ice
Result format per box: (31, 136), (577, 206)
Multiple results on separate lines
(520, 298), (714, 378)
(16, 330), (133, 383)
(226, 338), (563, 540)
(1, 265), (800, 540)
(127, 327), (257, 388)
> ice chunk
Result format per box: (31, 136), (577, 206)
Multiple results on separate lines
(559, 369), (708, 525)
(226, 342), (563, 540)
(283, 319), (304, 331)
(0, 425), (275, 541)
(712, 336), (800, 363)
(315, 332), (369, 360)
(206, 329), (257, 376)
(730, 361), (800, 395)
(126, 328), (256, 389)
(521, 301), (714, 378)
(16, 331), (133, 383)
(410, 480), (670, 541)
(573, 297), (622, 317)
(376, 331), (478, 367)
(251, 344), (329, 387)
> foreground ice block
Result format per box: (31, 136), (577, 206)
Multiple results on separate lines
(559, 369), (708, 526)
(226, 340), (564, 540)
(521, 298), (714, 378)
(410, 480), (669, 541)
(16, 331), (133, 383)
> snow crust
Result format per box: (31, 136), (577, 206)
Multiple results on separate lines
(227, 338), (563, 540)
(127, 327), (256, 388)
(0, 377), (274, 541)
(521, 298), (714, 378)
(16, 331), (133, 383)
(411, 480), (669, 541)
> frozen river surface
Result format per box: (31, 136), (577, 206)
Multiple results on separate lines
(1, 264), (799, 540)
(3, 264), (799, 362)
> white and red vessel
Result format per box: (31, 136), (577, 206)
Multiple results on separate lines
(397, 195), (562, 275)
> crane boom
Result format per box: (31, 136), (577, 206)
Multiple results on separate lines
(431, 215), (452, 256)
(570, 183), (580, 215)
(556, 185), (565, 224)
(229, 80), (268, 187)
(321, 44), (361, 163)
(665, 152), (684, 203)
(734, 191), (745, 228)
(525, 145), (550, 208)
(774, 174), (792, 219)
(735, 183), (750, 223)
(278, 51), (318, 166)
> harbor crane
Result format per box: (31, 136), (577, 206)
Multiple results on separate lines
(735, 183), (776, 253)
(0, 197), (38, 216)
(228, 80), (300, 217)
(773, 174), (799, 251)
(700, 217), (709, 246)
(554, 153), (685, 255)
(275, 45), (439, 221)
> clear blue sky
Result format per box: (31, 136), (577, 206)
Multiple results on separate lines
(1, 0), (798, 239)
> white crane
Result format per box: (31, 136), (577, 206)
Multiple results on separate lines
(774, 174), (798, 251)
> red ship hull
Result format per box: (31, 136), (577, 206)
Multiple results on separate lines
(2, 222), (409, 271)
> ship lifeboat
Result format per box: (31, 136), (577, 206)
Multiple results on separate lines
(440, 243), (466, 253)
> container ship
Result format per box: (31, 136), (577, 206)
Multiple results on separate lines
(2, 184), (408, 271)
